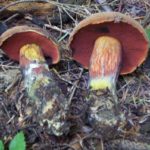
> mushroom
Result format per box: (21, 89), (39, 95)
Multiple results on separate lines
(0, 25), (70, 136)
(69, 12), (149, 126)
(69, 12), (148, 94)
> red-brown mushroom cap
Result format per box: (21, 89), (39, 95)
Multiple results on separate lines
(69, 12), (149, 75)
(0, 25), (60, 64)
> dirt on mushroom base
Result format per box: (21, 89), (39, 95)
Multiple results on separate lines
(0, 0), (150, 149)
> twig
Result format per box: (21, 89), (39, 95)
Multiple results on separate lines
(3, 13), (19, 23)
(68, 68), (84, 105)
(95, 0), (112, 12)
(52, 68), (84, 90)
(44, 24), (71, 34)
(7, 115), (15, 124)
(83, 7), (92, 15)
(57, 6), (63, 38)
(5, 76), (20, 92)
(58, 32), (69, 42)
(25, 15), (71, 34)
(0, 64), (19, 69)
(62, 7), (77, 24)
(142, 10), (150, 27)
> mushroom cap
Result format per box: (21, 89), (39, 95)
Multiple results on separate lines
(69, 12), (149, 75)
(0, 25), (60, 64)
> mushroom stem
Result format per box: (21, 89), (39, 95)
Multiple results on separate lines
(87, 36), (123, 127)
(89, 36), (121, 93)
(89, 36), (121, 90)
(19, 44), (48, 100)
(89, 36), (121, 111)
(19, 44), (70, 136)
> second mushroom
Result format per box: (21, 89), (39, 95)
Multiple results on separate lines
(69, 12), (149, 126)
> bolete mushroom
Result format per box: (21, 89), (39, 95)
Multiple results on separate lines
(69, 12), (149, 127)
(0, 25), (70, 136)
(69, 12), (148, 94)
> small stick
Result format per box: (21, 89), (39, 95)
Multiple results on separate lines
(45, 24), (70, 34)
(95, 0), (112, 12)
(68, 68), (84, 105)
(7, 115), (15, 124)
(142, 10), (150, 27)
(3, 13), (19, 23)
(53, 68), (84, 90)
(58, 32), (69, 42)
(57, 6), (63, 38)
(62, 7), (77, 24)
(25, 15), (71, 34)
(5, 76), (20, 92)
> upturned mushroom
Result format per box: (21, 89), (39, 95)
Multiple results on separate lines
(0, 25), (70, 136)
(69, 12), (148, 94)
(69, 12), (149, 126)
